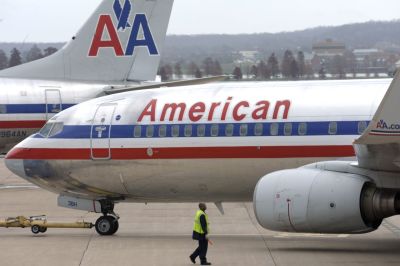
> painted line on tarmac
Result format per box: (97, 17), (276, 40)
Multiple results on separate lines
(382, 220), (400, 237)
(274, 233), (349, 238)
(0, 184), (38, 190)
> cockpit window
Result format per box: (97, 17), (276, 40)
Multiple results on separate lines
(39, 123), (54, 137)
(39, 122), (64, 138)
(49, 122), (64, 137)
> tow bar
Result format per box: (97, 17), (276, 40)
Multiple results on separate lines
(0, 215), (94, 234)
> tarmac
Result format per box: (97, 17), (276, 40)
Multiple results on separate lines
(1, 157), (400, 266)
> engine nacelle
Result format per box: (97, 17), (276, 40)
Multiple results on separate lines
(253, 168), (400, 234)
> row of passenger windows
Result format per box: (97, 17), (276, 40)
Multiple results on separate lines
(133, 121), (368, 138)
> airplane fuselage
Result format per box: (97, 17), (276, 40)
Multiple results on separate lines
(0, 78), (132, 153)
(5, 79), (391, 202)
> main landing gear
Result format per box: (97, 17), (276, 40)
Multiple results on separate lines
(95, 200), (120, 236)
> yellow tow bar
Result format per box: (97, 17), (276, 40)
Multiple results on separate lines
(0, 215), (94, 234)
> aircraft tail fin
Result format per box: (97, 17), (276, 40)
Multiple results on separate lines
(0, 0), (174, 83)
(355, 70), (400, 145)
(354, 70), (400, 171)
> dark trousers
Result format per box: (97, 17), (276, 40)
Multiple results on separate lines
(191, 238), (208, 263)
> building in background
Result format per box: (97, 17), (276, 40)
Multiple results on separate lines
(312, 39), (346, 57)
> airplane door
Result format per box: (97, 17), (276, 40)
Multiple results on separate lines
(90, 103), (117, 160)
(45, 89), (62, 120)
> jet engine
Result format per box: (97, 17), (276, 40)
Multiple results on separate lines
(253, 168), (400, 234)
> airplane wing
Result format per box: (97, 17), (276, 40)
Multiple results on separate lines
(354, 70), (400, 172)
(103, 76), (228, 95)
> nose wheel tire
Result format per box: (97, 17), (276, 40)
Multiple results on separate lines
(95, 216), (119, 236)
(31, 225), (48, 234)
(31, 225), (40, 234)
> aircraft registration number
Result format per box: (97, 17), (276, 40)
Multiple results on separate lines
(0, 130), (27, 138)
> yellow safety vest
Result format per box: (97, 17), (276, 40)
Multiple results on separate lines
(193, 210), (209, 234)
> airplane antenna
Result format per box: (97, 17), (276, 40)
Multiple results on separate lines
(19, 34), (30, 52)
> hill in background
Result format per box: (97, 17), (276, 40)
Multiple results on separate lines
(1, 20), (400, 60)
(162, 20), (400, 62)
(1, 20), (400, 79)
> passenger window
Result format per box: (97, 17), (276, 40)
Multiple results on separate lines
(358, 121), (367, 134)
(270, 123), (279, 136)
(240, 124), (248, 136)
(184, 125), (193, 137)
(146, 125), (154, 138)
(225, 124), (234, 136)
(211, 124), (219, 137)
(254, 123), (263, 136)
(329, 122), (337, 135)
(284, 123), (292, 136)
(39, 123), (54, 137)
(159, 125), (167, 137)
(197, 125), (206, 137)
(172, 125), (180, 137)
(134, 126), (142, 138)
(298, 122), (307, 136)
(48, 122), (64, 137)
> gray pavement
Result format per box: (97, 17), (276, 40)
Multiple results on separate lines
(0, 158), (400, 266)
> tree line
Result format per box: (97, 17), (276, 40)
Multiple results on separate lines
(158, 57), (223, 81)
(0, 45), (58, 70)
(232, 50), (313, 80)
(158, 50), (315, 81)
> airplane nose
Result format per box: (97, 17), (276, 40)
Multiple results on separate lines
(5, 159), (26, 179)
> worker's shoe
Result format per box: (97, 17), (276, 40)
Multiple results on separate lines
(189, 255), (196, 264)
(201, 262), (211, 265)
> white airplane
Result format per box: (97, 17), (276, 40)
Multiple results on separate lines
(5, 74), (400, 236)
(0, 0), (222, 153)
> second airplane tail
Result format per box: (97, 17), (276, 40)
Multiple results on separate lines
(0, 0), (174, 83)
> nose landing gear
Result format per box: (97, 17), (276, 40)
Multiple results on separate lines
(94, 199), (120, 236)
(95, 215), (119, 235)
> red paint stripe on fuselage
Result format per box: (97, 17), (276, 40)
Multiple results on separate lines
(0, 121), (46, 129)
(6, 146), (356, 160)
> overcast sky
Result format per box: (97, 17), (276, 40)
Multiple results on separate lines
(0, 0), (399, 42)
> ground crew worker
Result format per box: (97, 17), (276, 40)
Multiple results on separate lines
(190, 203), (211, 265)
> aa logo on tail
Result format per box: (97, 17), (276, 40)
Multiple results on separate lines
(89, 0), (158, 57)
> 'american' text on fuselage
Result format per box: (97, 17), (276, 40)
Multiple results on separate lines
(137, 97), (291, 123)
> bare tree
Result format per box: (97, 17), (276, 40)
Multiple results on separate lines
(257, 60), (270, 80)
(281, 50), (294, 78)
(25, 45), (43, 62)
(250, 65), (258, 79)
(290, 59), (299, 78)
(332, 55), (346, 79)
(214, 60), (223, 75)
(0, 49), (8, 70)
(44, 47), (58, 57)
(297, 51), (306, 77)
(232, 66), (243, 80)
(159, 66), (168, 82)
(8, 48), (22, 68)
(267, 53), (280, 77)
(174, 62), (183, 79)
(202, 57), (214, 76)
(195, 68), (203, 78)
(188, 61), (199, 77)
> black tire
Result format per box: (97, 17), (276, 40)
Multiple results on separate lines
(110, 219), (119, 235)
(31, 225), (40, 234)
(39, 227), (47, 233)
(95, 216), (116, 236)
